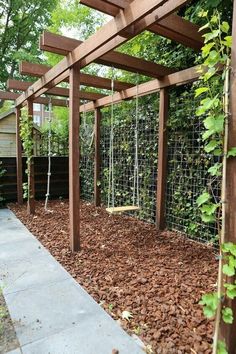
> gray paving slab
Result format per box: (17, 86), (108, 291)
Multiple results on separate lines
(20, 319), (142, 354)
(0, 208), (144, 354)
(1, 253), (70, 294)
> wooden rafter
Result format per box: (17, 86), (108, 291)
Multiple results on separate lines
(16, 0), (189, 106)
(7, 79), (106, 100)
(80, 0), (203, 50)
(40, 32), (175, 78)
(80, 64), (204, 112)
(19, 61), (133, 91)
(0, 90), (68, 107)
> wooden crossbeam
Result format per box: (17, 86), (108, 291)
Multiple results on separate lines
(16, 0), (189, 107)
(80, 0), (203, 50)
(7, 79), (106, 100)
(80, 64), (204, 112)
(19, 61), (133, 91)
(0, 90), (68, 107)
(40, 32), (175, 78)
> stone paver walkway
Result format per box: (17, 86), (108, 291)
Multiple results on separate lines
(0, 208), (144, 354)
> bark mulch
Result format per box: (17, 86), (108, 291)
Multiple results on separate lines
(10, 200), (218, 354)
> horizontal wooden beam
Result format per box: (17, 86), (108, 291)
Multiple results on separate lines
(7, 79), (106, 100)
(80, 0), (203, 50)
(80, 64), (205, 112)
(16, 0), (189, 106)
(40, 31), (175, 78)
(19, 61), (133, 91)
(0, 90), (68, 107)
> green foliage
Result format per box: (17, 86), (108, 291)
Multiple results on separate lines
(199, 292), (218, 318)
(221, 307), (234, 324)
(19, 109), (34, 201)
(217, 340), (228, 354)
(0, 0), (57, 89)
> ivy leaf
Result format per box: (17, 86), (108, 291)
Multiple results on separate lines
(217, 340), (228, 354)
(199, 293), (218, 318)
(200, 203), (218, 215)
(223, 264), (235, 277)
(201, 213), (215, 223)
(222, 242), (236, 256)
(223, 36), (232, 48)
(204, 140), (219, 153)
(201, 42), (215, 58)
(208, 163), (222, 176)
(227, 147), (236, 157)
(221, 22), (230, 33)
(195, 87), (209, 97)
(224, 283), (236, 299)
(222, 307), (234, 324)
(203, 115), (224, 134)
(203, 29), (220, 43)
(196, 192), (211, 206)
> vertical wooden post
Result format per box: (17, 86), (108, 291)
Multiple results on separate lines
(27, 100), (35, 214)
(156, 88), (169, 230)
(69, 62), (80, 252)
(222, 1), (236, 352)
(94, 108), (101, 207)
(16, 107), (23, 205)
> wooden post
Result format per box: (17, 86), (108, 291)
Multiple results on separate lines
(16, 107), (23, 205)
(221, 1), (236, 352)
(69, 62), (80, 252)
(156, 88), (169, 230)
(94, 108), (101, 207)
(27, 100), (35, 214)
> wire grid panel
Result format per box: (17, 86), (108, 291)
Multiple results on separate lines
(100, 93), (159, 222)
(80, 111), (95, 202)
(166, 86), (221, 244)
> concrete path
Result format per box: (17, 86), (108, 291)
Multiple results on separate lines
(0, 208), (144, 354)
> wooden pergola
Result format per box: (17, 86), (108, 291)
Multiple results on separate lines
(1, 1), (236, 350)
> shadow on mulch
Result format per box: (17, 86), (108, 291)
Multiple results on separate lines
(10, 200), (218, 354)
(0, 291), (20, 353)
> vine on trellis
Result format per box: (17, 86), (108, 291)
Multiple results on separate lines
(195, 10), (235, 354)
(19, 109), (34, 211)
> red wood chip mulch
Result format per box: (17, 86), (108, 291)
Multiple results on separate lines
(10, 200), (218, 354)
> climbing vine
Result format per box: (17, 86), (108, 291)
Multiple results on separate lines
(195, 10), (235, 354)
(19, 109), (34, 209)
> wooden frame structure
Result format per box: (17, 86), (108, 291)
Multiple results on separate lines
(1, 1), (236, 349)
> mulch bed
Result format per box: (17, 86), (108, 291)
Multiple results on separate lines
(10, 200), (218, 354)
(0, 292), (19, 353)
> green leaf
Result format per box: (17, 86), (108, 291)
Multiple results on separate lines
(224, 283), (236, 299)
(208, 163), (222, 176)
(200, 203), (218, 215)
(195, 87), (209, 97)
(221, 22), (230, 33)
(203, 29), (220, 43)
(223, 36), (232, 48)
(222, 307), (233, 324)
(201, 213), (215, 223)
(217, 340), (228, 354)
(199, 293), (218, 318)
(196, 192), (211, 206)
(203, 114), (224, 134)
(204, 140), (219, 153)
(201, 42), (215, 58)
(223, 264), (235, 277)
(227, 147), (236, 157)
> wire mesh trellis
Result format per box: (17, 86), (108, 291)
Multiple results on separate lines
(100, 93), (159, 222)
(80, 111), (95, 202)
(37, 83), (221, 245)
(166, 85), (221, 244)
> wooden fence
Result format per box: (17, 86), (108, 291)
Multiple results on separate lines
(1, 157), (69, 202)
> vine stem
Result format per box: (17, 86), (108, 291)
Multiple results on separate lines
(212, 58), (230, 354)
